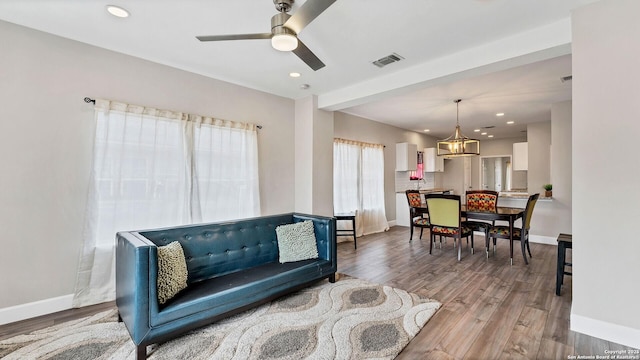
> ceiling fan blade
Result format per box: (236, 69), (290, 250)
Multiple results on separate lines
(292, 40), (325, 71)
(196, 33), (271, 42)
(284, 0), (336, 34)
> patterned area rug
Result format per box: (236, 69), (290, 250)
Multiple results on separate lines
(0, 277), (440, 359)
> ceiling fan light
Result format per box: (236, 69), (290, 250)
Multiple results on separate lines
(271, 33), (298, 51)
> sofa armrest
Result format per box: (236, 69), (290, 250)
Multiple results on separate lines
(116, 231), (156, 345)
(293, 213), (337, 270)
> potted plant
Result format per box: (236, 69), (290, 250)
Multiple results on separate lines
(543, 184), (552, 197)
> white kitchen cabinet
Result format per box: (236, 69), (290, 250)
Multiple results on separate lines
(396, 143), (417, 171)
(424, 147), (444, 172)
(513, 142), (528, 171)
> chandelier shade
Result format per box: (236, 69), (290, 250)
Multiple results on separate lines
(436, 99), (480, 157)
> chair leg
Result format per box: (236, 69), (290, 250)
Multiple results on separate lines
(409, 225), (414, 241)
(457, 237), (462, 261)
(484, 229), (490, 258)
(419, 227), (424, 239)
(429, 232), (433, 254)
(526, 239), (532, 257)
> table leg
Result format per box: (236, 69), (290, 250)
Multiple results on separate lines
(556, 242), (565, 296)
(352, 217), (357, 249)
(509, 217), (514, 266)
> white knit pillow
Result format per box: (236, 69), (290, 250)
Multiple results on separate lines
(275, 220), (319, 263)
(157, 241), (188, 305)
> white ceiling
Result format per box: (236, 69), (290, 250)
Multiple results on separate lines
(0, 0), (597, 139)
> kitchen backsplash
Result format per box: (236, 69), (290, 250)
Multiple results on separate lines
(395, 171), (436, 192)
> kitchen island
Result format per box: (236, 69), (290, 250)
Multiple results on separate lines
(395, 188), (453, 227)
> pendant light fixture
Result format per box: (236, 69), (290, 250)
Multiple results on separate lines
(436, 99), (480, 157)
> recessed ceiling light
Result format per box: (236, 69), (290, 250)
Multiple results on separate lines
(289, 72), (301, 78)
(496, 113), (505, 117)
(106, 5), (129, 18)
(474, 129), (481, 132)
(481, 132), (487, 135)
(300, 84), (310, 90)
(488, 135), (494, 138)
(423, 129), (430, 132)
(507, 121), (515, 124)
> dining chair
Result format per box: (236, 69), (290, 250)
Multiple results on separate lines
(465, 190), (499, 258)
(405, 190), (430, 241)
(425, 193), (474, 261)
(488, 193), (540, 264)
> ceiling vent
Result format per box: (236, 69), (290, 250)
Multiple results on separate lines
(561, 75), (573, 83)
(483, 126), (496, 129)
(372, 53), (404, 68)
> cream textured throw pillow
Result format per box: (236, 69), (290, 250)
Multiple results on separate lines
(275, 220), (319, 263)
(157, 241), (188, 305)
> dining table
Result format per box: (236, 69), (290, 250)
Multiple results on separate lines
(461, 205), (526, 265)
(415, 202), (526, 265)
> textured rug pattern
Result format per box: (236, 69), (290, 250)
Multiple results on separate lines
(0, 278), (440, 359)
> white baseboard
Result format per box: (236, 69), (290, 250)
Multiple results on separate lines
(387, 220), (397, 227)
(571, 313), (640, 349)
(529, 234), (557, 245)
(0, 294), (74, 325)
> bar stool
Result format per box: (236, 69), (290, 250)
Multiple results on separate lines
(556, 233), (572, 296)
(335, 212), (357, 249)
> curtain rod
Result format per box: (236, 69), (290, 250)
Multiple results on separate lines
(83, 97), (262, 129)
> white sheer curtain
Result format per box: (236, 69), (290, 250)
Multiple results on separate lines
(333, 139), (388, 237)
(73, 100), (260, 307)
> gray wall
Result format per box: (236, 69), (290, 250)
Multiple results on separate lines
(572, 0), (640, 346)
(333, 112), (436, 222)
(527, 122), (552, 194)
(0, 20), (296, 309)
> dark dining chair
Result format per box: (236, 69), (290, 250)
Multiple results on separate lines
(464, 190), (499, 258)
(425, 193), (474, 261)
(488, 193), (540, 265)
(405, 190), (430, 241)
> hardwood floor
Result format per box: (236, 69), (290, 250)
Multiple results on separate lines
(1, 226), (637, 359)
(338, 227), (637, 359)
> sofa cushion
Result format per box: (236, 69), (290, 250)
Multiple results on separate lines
(152, 258), (333, 326)
(275, 220), (318, 263)
(157, 241), (188, 305)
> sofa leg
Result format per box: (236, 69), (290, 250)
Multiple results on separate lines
(117, 312), (123, 322)
(136, 344), (146, 360)
(329, 273), (336, 283)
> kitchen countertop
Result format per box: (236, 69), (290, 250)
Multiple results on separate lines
(396, 188), (453, 194)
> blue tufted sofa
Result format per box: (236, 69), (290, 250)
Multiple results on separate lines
(115, 213), (336, 359)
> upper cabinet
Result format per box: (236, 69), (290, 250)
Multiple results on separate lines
(424, 147), (444, 172)
(396, 143), (417, 171)
(513, 142), (528, 171)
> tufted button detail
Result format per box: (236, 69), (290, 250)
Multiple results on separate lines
(207, 252), (212, 256)
(242, 246), (247, 250)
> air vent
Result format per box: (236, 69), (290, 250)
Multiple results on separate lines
(561, 75), (573, 83)
(372, 53), (404, 68)
(483, 126), (496, 129)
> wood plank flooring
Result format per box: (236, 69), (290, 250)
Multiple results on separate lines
(1, 226), (637, 359)
(338, 227), (637, 359)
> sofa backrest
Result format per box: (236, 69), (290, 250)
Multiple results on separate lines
(137, 213), (332, 284)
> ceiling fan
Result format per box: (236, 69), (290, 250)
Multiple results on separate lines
(196, 0), (336, 71)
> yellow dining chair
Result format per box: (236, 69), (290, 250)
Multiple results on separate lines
(425, 193), (474, 261)
(488, 193), (539, 265)
(465, 190), (499, 258)
(406, 190), (430, 241)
